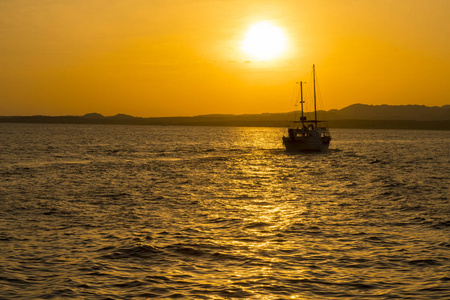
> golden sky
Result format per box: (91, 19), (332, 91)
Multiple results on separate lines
(0, 0), (449, 117)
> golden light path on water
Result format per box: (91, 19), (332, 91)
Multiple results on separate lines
(156, 128), (346, 297)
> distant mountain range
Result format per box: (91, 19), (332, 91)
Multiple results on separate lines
(327, 104), (450, 121)
(1, 104), (449, 130)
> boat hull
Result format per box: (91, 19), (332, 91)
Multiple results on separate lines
(283, 136), (330, 152)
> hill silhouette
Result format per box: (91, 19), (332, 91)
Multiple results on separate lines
(1, 104), (449, 130)
(83, 113), (104, 118)
(327, 104), (450, 121)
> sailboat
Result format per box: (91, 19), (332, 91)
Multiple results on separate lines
(282, 65), (332, 152)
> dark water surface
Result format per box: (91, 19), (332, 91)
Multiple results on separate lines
(0, 124), (449, 299)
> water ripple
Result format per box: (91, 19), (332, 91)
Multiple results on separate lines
(0, 125), (449, 299)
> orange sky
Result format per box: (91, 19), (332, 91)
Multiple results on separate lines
(0, 0), (449, 117)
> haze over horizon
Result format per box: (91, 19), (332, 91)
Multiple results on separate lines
(1, 0), (449, 117)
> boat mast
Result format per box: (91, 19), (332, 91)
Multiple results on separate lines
(313, 64), (317, 125)
(300, 81), (304, 127)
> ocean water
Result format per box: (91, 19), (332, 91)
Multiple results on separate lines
(0, 123), (449, 299)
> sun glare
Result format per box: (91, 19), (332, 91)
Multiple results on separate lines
(241, 21), (287, 61)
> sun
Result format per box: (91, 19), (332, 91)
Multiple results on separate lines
(241, 21), (287, 61)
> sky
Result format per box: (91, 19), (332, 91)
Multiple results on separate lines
(0, 0), (449, 117)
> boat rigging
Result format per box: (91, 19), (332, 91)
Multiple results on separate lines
(282, 65), (332, 152)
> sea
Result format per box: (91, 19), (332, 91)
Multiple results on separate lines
(0, 123), (449, 299)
